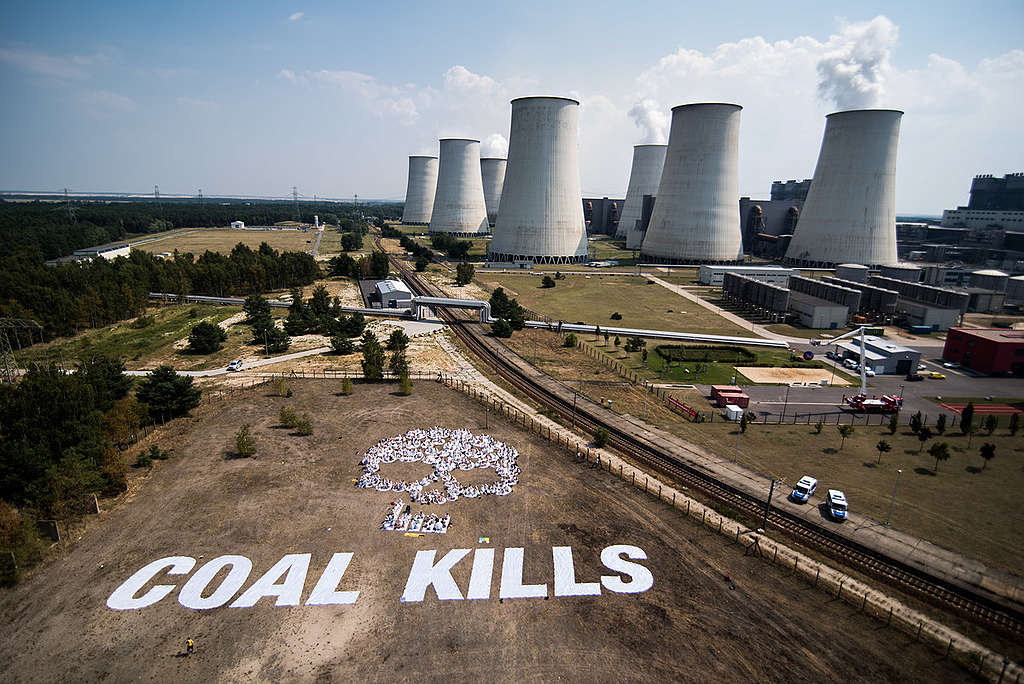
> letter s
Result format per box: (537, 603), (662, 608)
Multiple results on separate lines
(106, 556), (196, 610)
(600, 545), (653, 594)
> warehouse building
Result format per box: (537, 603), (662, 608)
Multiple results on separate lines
(942, 328), (1024, 375)
(788, 275), (862, 312)
(698, 264), (796, 286)
(836, 335), (921, 375)
(820, 276), (899, 317)
(789, 291), (849, 329)
(373, 280), (413, 309)
(869, 275), (969, 331)
(721, 272), (790, 320)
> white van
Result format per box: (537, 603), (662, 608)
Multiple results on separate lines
(827, 489), (848, 522)
(790, 476), (817, 504)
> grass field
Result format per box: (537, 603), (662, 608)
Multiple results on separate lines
(133, 227), (334, 256)
(475, 272), (757, 336)
(413, 235), (491, 259)
(496, 329), (1023, 573)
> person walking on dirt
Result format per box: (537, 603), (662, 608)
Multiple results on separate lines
(186, 638), (195, 656)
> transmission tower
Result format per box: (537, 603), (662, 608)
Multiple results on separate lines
(197, 188), (203, 203)
(292, 186), (299, 220)
(64, 188), (77, 222)
(0, 318), (42, 384)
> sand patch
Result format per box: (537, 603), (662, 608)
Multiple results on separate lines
(735, 366), (850, 386)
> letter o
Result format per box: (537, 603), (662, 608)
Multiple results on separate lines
(178, 555), (253, 609)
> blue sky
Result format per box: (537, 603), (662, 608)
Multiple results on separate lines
(1, 1), (1022, 213)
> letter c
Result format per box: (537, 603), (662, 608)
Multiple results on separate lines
(106, 556), (196, 610)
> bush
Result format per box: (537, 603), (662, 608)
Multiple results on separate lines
(541, 275), (556, 288)
(330, 335), (355, 355)
(610, 312), (622, 320)
(187, 321), (228, 354)
(279, 406), (299, 428)
(294, 414), (313, 436)
(813, 421), (823, 434)
(415, 256), (429, 272)
(563, 333), (578, 347)
(130, 315), (155, 329)
(273, 378), (292, 397)
(491, 318), (513, 338)
(235, 424), (256, 457)
(593, 427), (610, 448)
(133, 452), (153, 468)
(0, 503), (47, 585)
(455, 262), (475, 285)
(398, 373), (413, 396)
(341, 377), (354, 396)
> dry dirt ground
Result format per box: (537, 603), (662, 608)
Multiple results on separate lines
(735, 366), (853, 386)
(0, 382), (969, 683)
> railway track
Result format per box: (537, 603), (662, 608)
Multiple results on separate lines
(384, 244), (1024, 637)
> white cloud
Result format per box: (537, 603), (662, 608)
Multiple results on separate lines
(481, 133), (508, 158)
(83, 90), (135, 116)
(288, 11), (304, 22)
(278, 68), (297, 82)
(306, 69), (420, 125)
(0, 46), (103, 80)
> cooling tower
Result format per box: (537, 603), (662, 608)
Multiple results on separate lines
(641, 103), (743, 263)
(619, 144), (667, 249)
(401, 155), (438, 225)
(428, 139), (489, 235)
(488, 97), (588, 264)
(784, 109), (902, 267)
(480, 158), (506, 228)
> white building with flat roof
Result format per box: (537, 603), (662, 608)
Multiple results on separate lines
(697, 264), (796, 287)
(374, 280), (413, 309)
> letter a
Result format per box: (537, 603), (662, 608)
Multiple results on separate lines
(400, 549), (471, 603)
(230, 554), (311, 608)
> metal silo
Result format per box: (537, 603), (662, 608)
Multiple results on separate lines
(401, 155), (438, 225)
(618, 144), (667, 250)
(784, 109), (903, 267)
(488, 97), (588, 264)
(480, 157), (506, 228)
(640, 103), (743, 263)
(428, 138), (489, 235)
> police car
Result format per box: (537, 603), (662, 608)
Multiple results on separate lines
(827, 489), (849, 522)
(227, 359), (243, 372)
(790, 476), (817, 504)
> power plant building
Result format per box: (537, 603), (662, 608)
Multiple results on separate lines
(429, 139), (489, 236)
(785, 109), (902, 267)
(618, 144), (668, 248)
(697, 264), (795, 287)
(641, 103), (743, 263)
(740, 179), (811, 258)
(583, 197), (622, 236)
(480, 157), (507, 228)
(401, 156), (439, 225)
(489, 97), (588, 264)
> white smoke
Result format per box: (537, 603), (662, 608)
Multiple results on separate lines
(816, 16), (899, 109)
(481, 133), (508, 158)
(628, 99), (669, 144)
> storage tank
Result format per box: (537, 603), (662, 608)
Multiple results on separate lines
(428, 139), (489, 235)
(488, 97), (588, 264)
(970, 268), (1009, 292)
(401, 155), (438, 225)
(784, 109), (902, 267)
(835, 263), (870, 283)
(879, 263), (921, 282)
(480, 157), (506, 228)
(640, 103), (743, 263)
(619, 144), (668, 249)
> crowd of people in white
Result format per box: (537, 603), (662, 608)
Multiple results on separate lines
(381, 499), (450, 533)
(357, 427), (520, 505)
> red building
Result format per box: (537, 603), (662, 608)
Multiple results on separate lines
(942, 328), (1024, 375)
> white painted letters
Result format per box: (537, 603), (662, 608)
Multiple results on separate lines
(231, 553), (311, 608)
(400, 549), (471, 602)
(178, 555), (253, 609)
(466, 548), (495, 600)
(499, 547), (548, 599)
(106, 556), (196, 610)
(305, 552), (360, 605)
(600, 544), (654, 594)
(552, 546), (601, 597)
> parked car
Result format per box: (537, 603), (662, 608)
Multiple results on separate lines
(791, 476), (817, 504)
(864, 367), (876, 377)
(843, 358), (858, 370)
(942, 361), (960, 369)
(928, 371), (947, 379)
(827, 489), (849, 522)
(917, 363), (927, 371)
(905, 373), (924, 382)
(227, 360), (243, 372)
(825, 351), (838, 360)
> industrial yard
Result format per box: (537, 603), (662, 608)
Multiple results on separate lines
(0, 381), (970, 682)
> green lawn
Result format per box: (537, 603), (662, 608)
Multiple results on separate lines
(476, 272), (758, 336)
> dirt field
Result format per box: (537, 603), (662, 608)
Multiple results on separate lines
(134, 228), (335, 256)
(0, 380), (971, 682)
(735, 366), (852, 386)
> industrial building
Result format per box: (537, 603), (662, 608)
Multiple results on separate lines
(941, 173), (1024, 229)
(835, 335), (920, 375)
(835, 263), (870, 283)
(480, 157), (506, 228)
(583, 197), (622, 236)
(788, 292), (849, 329)
(820, 277), (899, 317)
(785, 109), (902, 267)
(739, 179), (811, 258)
(879, 263), (921, 282)
(618, 144), (667, 247)
(943, 328), (1024, 375)
(869, 275), (968, 330)
(230, 220), (245, 229)
(788, 275), (862, 312)
(401, 156), (438, 225)
(697, 264), (795, 287)
(641, 103), (743, 264)
(1006, 275), (1024, 305)
(721, 273), (790, 320)
(429, 139), (489, 235)
(489, 97), (589, 264)
(373, 280), (413, 309)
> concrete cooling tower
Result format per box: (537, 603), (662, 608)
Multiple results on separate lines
(619, 144), (667, 249)
(489, 97), (588, 264)
(641, 103), (743, 263)
(401, 156), (438, 225)
(784, 109), (903, 267)
(428, 139), (489, 235)
(480, 157), (507, 228)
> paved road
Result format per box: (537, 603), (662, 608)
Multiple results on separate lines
(125, 346), (331, 377)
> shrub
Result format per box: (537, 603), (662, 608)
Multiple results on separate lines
(455, 262), (475, 285)
(398, 373), (413, 396)
(331, 335), (355, 355)
(813, 420), (823, 434)
(279, 406), (299, 428)
(133, 452), (153, 468)
(541, 275), (556, 288)
(294, 414), (313, 436)
(273, 378), (291, 397)
(491, 318), (513, 338)
(563, 333), (578, 347)
(188, 307), (199, 318)
(148, 445), (169, 460)
(610, 312), (622, 320)
(235, 424), (256, 457)
(187, 321), (228, 354)
(593, 427), (610, 448)
(341, 377), (354, 396)
(130, 315), (155, 329)
(415, 256), (429, 272)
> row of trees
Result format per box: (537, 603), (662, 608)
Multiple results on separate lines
(326, 251), (389, 280)
(1, 358), (202, 581)
(0, 243), (320, 343)
(429, 233), (472, 260)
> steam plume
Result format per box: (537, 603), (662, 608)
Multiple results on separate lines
(817, 16), (898, 109)
(628, 99), (668, 144)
